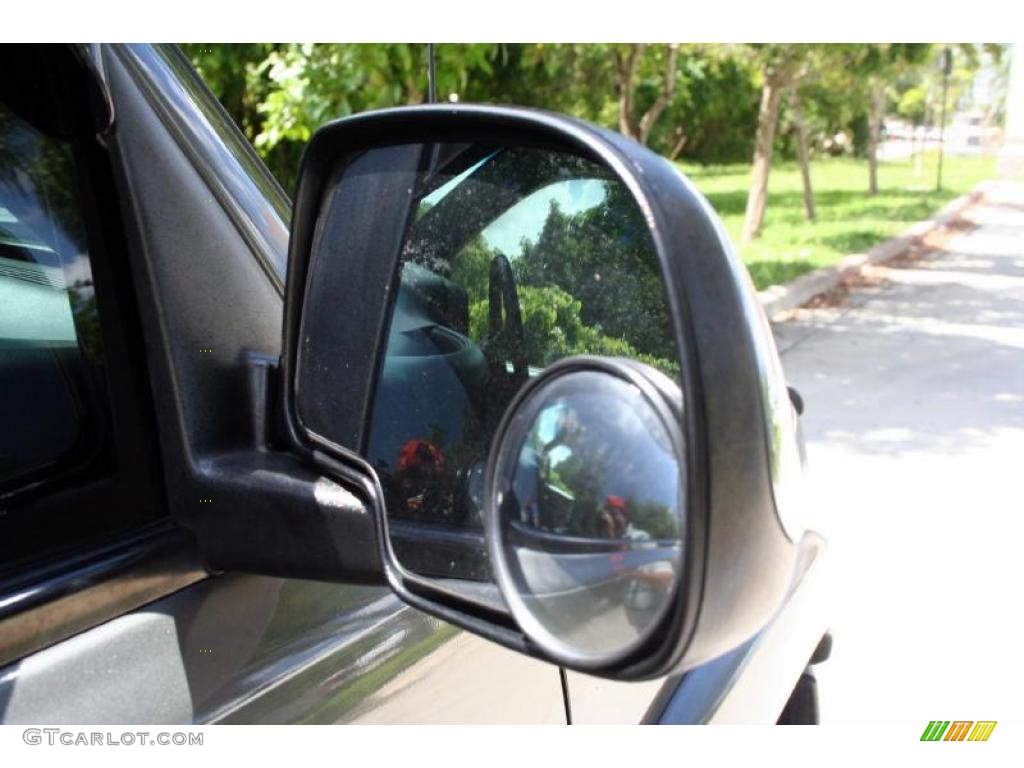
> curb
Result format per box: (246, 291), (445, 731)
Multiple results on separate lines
(757, 183), (988, 320)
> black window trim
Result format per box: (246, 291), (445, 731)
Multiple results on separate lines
(112, 44), (290, 294)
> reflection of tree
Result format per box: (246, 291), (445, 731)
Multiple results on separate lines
(516, 183), (677, 365)
(481, 285), (676, 377)
(450, 193), (680, 380)
(544, 445), (677, 540)
(625, 497), (679, 540)
(0, 105), (88, 264)
(547, 444), (609, 536)
(449, 235), (493, 303)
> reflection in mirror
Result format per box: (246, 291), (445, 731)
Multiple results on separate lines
(344, 142), (677, 582)
(492, 370), (683, 662)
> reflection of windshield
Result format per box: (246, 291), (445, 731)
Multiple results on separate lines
(362, 143), (679, 577)
(479, 179), (608, 259)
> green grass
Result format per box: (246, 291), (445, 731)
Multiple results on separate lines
(677, 152), (996, 290)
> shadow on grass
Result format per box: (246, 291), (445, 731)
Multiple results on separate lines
(702, 187), (956, 220)
(702, 189), (749, 216)
(820, 229), (887, 255)
(747, 258), (816, 290)
(830, 198), (950, 222)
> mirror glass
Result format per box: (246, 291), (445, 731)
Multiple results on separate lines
(491, 369), (683, 662)
(300, 141), (679, 588)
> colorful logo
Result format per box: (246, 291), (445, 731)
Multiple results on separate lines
(920, 721), (997, 741)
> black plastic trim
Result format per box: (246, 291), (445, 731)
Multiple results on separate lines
(113, 45), (289, 295)
(99, 43), (383, 584)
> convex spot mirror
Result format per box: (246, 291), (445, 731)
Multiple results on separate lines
(282, 106), (804, 680)
(488, 357), (685, 668)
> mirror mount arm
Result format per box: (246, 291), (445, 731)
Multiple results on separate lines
(164, 353), (386, 585)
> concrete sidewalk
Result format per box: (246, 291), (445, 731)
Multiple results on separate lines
(773, 181), (1024, 723)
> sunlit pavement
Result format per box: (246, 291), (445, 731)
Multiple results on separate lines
(772, 181), (1024, 723)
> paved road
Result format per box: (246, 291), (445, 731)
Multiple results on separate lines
(773, 181), (1024, 723)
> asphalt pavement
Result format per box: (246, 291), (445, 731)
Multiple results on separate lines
(773, 181), (1024, 723)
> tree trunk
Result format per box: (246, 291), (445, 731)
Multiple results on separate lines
(614, 45), (643, 140)
(914, 124), (924, 177)
(789, 85), (815, 222)
(668, 128), (689, 160)
(405, 77), (424, 105)
(742, 76), (784, 243)
(638, 44), (679, 146)
(867, 80), (886, 195)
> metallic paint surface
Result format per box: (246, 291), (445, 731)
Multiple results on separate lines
(1, 574), (566, 723)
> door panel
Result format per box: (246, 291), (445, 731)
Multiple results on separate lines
(0, 573), (566, 723)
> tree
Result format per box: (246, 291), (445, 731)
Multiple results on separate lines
(444, 189), (679, 380)
(896, 83), (928, 172)
(866, 77), (887, 195)
(741, 45), (805, 243)
(611, 44), (680, 145)
(788, 81), (815, 222)
(637, 45), (680, 145)
(648, 46), (760, 164)
(515, 185), (677, 366)
(183, 43), (497, 191)
(182, 43), (280, 140)
(848, 44), (932, 195)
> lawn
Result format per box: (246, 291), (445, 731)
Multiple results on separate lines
(677, 152), (996, 290)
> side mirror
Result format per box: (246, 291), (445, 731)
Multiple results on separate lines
(280, 106), (809, 680)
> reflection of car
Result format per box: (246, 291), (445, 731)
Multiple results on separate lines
(0, 44), (828, 724)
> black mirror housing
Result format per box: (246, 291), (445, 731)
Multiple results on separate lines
(279, 105), (806, 680)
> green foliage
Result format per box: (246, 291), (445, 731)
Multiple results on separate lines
(626, 498), (680, 540)
(441, 177), (678, 380)
(655, 48), (761, 163)
(467, 284), (677, 379)
(180, 43), (278, 139)
(183, 43), (496, 191)
(453, 198), (680, 379)
(182, 43), (1001, 291)
(897, 86), (928, 125)
(183, 42), (1001, 186)
(515, 187), (676, 363)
